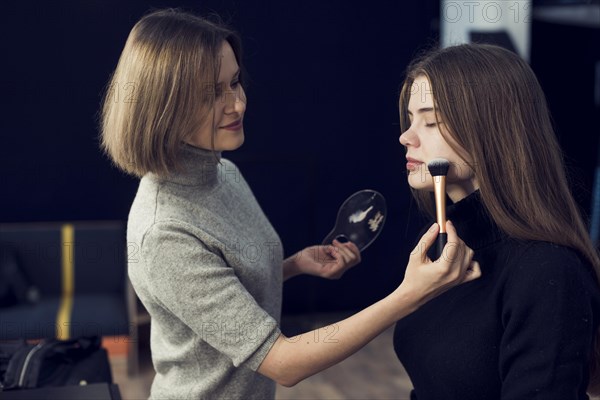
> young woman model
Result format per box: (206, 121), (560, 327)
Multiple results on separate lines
(394, 42), (600, 399)
(100, 9), (480, 399)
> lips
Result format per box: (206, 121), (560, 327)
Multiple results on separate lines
(406, 157), (424, 171)
(220, 119), (243, 130)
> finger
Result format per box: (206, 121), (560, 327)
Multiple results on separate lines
(334, 240), (352, 267)
(444, 220), (458, 246)
(323, 245), (339, 262)
(333, 240), (355, 264)
(344, 241), (361, 258)
(463, 247), (475, 267)
(331, 240), (350, 259)
(333, 241), (361, 267)
(340, 241), (361, 264)
(456, 247), (474, 278)
(412, 223), (439, 261)
(440, 220), (464, 264)
(463, 260), (482, 282)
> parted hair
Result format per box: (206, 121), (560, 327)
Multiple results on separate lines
(100, 8), (242, 177)
(399, 43), (600, 395)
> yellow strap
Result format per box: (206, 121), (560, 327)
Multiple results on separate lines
(56, 224), (74, 340)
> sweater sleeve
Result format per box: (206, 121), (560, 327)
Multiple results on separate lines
(140, 220), (281, 371)
(499, 243), (598, 399)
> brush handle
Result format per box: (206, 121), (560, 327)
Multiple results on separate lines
(427, 232), (447, 261)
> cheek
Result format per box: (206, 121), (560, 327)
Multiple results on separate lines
(447, 160), (475, 181)
(212, 105), (224, 123)
(239, 87), (247, 105)
(200, 121), (215, 140)
(421, 132), (449, 155)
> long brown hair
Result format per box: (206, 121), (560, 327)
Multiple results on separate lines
(399, 43), (600, 394)
(100, 8), (242, 177)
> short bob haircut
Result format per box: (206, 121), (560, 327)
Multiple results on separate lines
(100, 9), (242, 177)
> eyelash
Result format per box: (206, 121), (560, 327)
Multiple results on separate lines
(214, 79), (240, 98)
(215, 79), (241, 97)
(425, 122), (438, 128)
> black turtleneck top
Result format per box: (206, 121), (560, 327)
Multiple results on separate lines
(393, 191), (600, 400)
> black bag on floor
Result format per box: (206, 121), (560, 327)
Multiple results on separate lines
(0, 336), (112, 391)
(0, 245), (40, 308)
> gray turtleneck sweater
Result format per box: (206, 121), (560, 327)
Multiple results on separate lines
(127, 144), (284, 399)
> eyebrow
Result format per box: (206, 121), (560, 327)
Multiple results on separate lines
(407, 107), (434, 116)
(215, 69), (241, 92)
(220, 69), (240, 83)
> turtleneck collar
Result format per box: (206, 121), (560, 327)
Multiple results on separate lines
(149, 143), (223, 187)
(446, 190), (506, 250)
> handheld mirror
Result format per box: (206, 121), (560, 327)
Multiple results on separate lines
(322, 189), (387, 252)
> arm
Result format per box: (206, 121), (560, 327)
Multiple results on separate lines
(259, 220), (481, 386)
(499, 244), (599, 399)
(282, 239), (361, 281)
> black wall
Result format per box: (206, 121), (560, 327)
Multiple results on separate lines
(531, 16), (600, 218)
(2, 1), (597, 314)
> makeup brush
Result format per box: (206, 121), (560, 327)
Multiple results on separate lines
(426, 158), (450, 260)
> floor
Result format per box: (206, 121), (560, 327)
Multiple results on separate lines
(109, 312), (600, 400)
(110, 312), (414, 400)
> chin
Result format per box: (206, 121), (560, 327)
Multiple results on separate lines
(217, 131), (245, 151)
(407, 170), (429, 186)
(232, 131), (245, 149)
(408, 184), (435, 193)
(407, 174), (433, 192)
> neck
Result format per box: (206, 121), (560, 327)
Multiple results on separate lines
(149, 143), (222, 186)
(446, 190), (505, 250)
(447, 179), (480, 203)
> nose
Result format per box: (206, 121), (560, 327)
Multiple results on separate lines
(399, 127), (417, 147)
(224, 86), (246, 115)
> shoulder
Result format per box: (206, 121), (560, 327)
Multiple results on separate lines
(217, 158), (260, 205)
(219, 158), (248, 186)
(501, 240), (599, 298)
(136, 220), (227, 273)
(128, 177), (191, 237)
(510, 241), (592, 276)
(144, 218), (196, 236)
(140, 219), (216, 251)
(217, 158), (240, 176)
(220, 158), (237, 168)
(495, 242), (600, 397)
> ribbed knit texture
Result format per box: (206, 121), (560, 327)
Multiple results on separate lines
(394, 191), (600, 400)
(127, 144), (283, 399)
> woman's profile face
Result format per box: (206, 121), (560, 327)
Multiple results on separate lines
(187, 41), (247, 151)
(399, 75), (478, 202)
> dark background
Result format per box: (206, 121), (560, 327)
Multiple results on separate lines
(1, 1), (598, 315)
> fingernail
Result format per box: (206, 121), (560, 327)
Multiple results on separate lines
(446, 220), (453, 227)
(335, 235), (349, 243)
(429, 223), (438, 232)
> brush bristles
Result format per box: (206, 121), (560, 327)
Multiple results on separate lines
(428, 158), (450, 176)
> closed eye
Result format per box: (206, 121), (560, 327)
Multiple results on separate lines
(230, 71), (241, 89)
